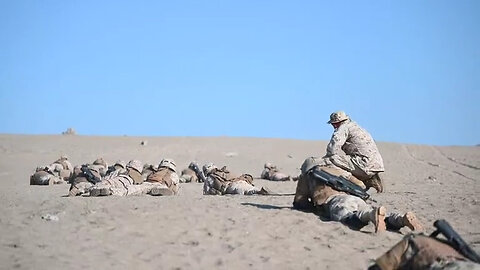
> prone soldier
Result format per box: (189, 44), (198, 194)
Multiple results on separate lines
(261, 162), (294, 181)
(141, 163), (157, 182)
(30, 155), (73, 185)
(146, 158), (180, 196)
(68, 158), (107, 196)
(369, 219), (480, 270)
(203, 163), (270, 195)
(293, 157), (422, 233)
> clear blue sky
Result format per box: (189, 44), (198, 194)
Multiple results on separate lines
(1, 1), (479, 146)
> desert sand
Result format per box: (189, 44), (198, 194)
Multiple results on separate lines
(0, 134), (478, 269)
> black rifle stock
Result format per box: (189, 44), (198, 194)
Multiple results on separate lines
(309, 168), (370, 201)
(81, 165), (101, 184)
(430, 219), (480, 263)
(191, 163), (207, 182)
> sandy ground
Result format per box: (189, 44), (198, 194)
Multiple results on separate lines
(0, 134), (478, 270)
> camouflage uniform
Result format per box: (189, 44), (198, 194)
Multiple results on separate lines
(30, 155), (73, 185)
(141, 163), (157, 182)
(203, 163), (269, 195)
(68, 160), (107, 196)
(51, 155), (74, 180)
(261, 162), (292, 181)
(105, 160), (127, 178)
(370, 233), (480, 270)
(293, 158), (421, 233)
(146, 159), (180, 196)
(91, 158), (108, 177)
(30, 167), (64, 185)
(89, 159), (180, 196)
(325, 118), (384, 179)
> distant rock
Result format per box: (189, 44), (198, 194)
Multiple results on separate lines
(225, 152), (238, 158)
(141, 140), (148, 146)
(41, 213), (59, 221)
(62, 128), (76, 135)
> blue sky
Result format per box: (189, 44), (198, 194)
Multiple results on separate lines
(0, 1), (478, 146)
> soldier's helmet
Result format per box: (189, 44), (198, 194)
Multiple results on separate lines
(188, 161), (199, 170)
(203, 163), (217, 175)
(93, 157), (107, 168)
(126, 160), (143, 173)
(114, 160), (126, 169)
(60, 155), (69, 160)
(159, 158), (177, 172)
(301, 157), (320, 175)
(327, 111), (349, 124)
(264, 162), (274, 169)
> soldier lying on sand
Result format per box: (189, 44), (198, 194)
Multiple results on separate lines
(293, 157), (422, 233)
(203, 163), (271, 195)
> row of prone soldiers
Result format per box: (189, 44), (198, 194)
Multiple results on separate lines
(29, 155), (480, 269)
(29, 155), (293, 197)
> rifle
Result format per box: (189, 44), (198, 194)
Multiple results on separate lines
(309, 167), (371, 201)
(430, 219), (480, 263)
(190, 162), (207, 183)
(80, 165), (102, 184)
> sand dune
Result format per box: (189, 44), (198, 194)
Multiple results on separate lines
(0, 134), (478, 269)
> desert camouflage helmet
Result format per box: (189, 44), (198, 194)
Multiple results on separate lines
(264, 162), (274, 169)
(300, 157), (321, 175)
(114, 160), (126, 169)
(60, 155), (69, 160)
(327, 111), (349, 124)
(126, 159), (143, 173)
(93, 157), (107, 167)
(159, 158), (177, 172)
(203, 163), (217, 175)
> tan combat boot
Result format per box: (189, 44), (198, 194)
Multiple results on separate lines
(256, 187), (272, 195)
(372, 206), (387, 233)
(402, 212), (423, 231)
(365, 172), (385, 193)
(150, 186), (174, 196)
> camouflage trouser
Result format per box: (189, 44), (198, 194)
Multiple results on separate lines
(325, 194), (374, 223)
(325, 194), (405, 228)
(90, 180), (168, 196)
(113, 182), (168, 196)
(225, 181), (260, 195)
(322, 154), (375, 181)
(69, 181), (94, 196)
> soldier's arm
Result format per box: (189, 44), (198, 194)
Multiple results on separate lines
(326, 127), (348, 156)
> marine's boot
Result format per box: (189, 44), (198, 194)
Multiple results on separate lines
(403, 212), (423, 231)
(255, 187), (272, 195)
(150, 186), (174, 196)
(365, 172), (384, 193)
(359, 206), (387, 233)
(385, 212), (423, 231)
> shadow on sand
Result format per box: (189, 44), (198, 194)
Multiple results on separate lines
(241, 202), (293, 210)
